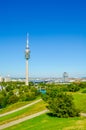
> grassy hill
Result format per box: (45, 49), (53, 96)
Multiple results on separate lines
(0, 91), (86, 130)
(0, 100), (46, 125)
(73, 93), (86, 113)
(0, 96), (41, 114)
(4, 113), (86, 130)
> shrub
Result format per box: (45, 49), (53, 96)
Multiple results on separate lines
(82, 89), (86, 93)
(0, 94), (5, 108)
(67, 83), (80, 92)
(42, 87), (80, 118)
(7, 95), (19, 104)
(78, 82), (86, 89)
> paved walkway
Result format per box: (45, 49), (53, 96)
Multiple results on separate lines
(0, 99), (42, 117)
(0, 111), (86, 130)
(0, 99), (86, 130)
(80, 113), (86, 117)
(0, 109), (48, 130)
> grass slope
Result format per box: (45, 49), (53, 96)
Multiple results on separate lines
(0, 100), (46, 125)
(73, 93), (86, 113)
(1, 92), (86, 130)
(0, 97), (41, 114)
(4, 114), (86, 130)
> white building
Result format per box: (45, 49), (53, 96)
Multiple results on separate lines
(0, 76), (3, 82)
(4, 75), (11, 82)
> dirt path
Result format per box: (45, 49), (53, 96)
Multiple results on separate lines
(0, 109), (48, 130)
(0, 99), (42, 117)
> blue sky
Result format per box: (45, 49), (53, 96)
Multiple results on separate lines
(0, 0), (86, 78)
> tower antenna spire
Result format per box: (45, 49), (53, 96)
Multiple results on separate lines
(26, 33), (29, 48)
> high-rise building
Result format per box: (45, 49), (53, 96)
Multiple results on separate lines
(25, 33), (30, 85)
(63, 72), (69, 83)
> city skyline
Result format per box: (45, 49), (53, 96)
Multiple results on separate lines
(0, 0), (86, 78)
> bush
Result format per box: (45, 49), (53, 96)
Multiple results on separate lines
(7, 95), (19, 104)
(79, 82), (86, 89)
(42, 87), (80, 118)
(67, 83), (80, 92)
(19, 91), (36, 101)
(0, 94), (5, 108)
(82, 89), (86, 93)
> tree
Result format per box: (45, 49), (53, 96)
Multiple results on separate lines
(7, 95), (19, 104)
(42, 87), (80, 118)
(0, 94), (5, 108)
(67, 83), (80, 92)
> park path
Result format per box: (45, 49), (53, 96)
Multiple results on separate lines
(80, 113), (86, 117)
(0, 109), (48, 130)
(0, 99), (42, 117)
(0, 99), (86, 129)
(0, 111), (86, 130)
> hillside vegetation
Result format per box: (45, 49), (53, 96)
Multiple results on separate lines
(0, 81), (86, 130)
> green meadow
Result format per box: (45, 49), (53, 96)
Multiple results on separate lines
(0, 100), (46, 125)
(0, 91), (86, 130)
(73, 93), (86, 113)
(4, 113), (86, 130)
(0, 96), (41, 114)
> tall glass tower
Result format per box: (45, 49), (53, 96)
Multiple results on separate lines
(63, 72), (68, 83)
(25, 33), (30, 85)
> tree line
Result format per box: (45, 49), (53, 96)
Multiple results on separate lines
(0, 81), (40, 108)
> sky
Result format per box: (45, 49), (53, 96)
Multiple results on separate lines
(0, 0), (86, 78)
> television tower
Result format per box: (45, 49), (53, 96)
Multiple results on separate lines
(25, 33), (30, 85)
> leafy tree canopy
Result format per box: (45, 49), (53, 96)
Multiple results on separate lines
(42, 87), (80, 118)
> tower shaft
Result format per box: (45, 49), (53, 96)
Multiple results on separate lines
(26, 59), (29, 85)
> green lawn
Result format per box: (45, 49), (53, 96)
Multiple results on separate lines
(73, 93), (86, 113)
(4, 113), (86, 130)
(0, 100), (46, 125)
(1, 92), (86, 130)
(0, 96), (41, 114)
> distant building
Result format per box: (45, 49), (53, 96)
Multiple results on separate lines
(0, 76), (3, 82)
(4, 75), (11, 82)
(63, 72), (69, 83)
